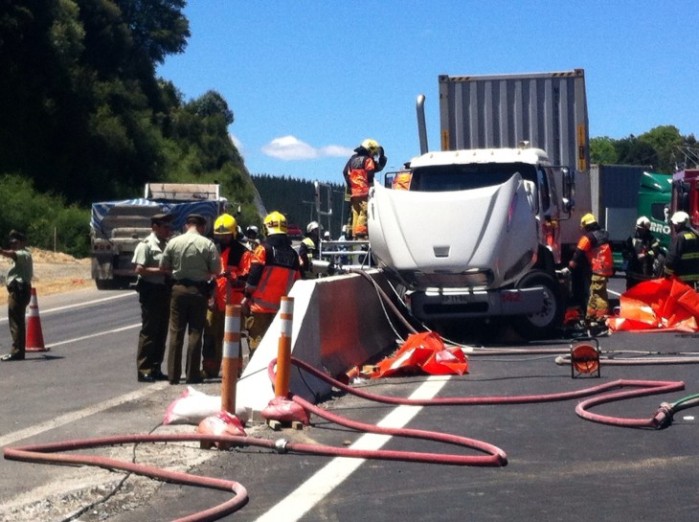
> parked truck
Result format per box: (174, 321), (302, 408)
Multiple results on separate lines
(369, 70), (589, 339)
(90, 183), (227, 289)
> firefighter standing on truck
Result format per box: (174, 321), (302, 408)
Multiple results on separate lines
(241, 211), (302, 358)
(569, 213), (613, 336)
(343, 138), (387, 239)
(664, 211), (699, 288)
(202, 213), (252, 378)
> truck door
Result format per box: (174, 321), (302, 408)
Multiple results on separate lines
(538, 166), (562, 263)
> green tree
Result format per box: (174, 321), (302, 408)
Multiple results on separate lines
(590, 137), (618, 164)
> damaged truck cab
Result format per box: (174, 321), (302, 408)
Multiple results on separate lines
(369, 145), (574, 339)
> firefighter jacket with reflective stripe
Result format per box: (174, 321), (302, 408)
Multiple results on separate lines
(574, 229), (613, 277)
(343, 149), (386, 198)
(213, 241), (252, 312)
(245, 235), (301, 313)
(664, 228), (699, 282)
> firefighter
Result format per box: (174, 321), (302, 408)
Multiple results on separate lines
(623, 216), (661, 290)
(664, 211), (699, 288)
(343, 138), (387, 239)
(245, 225), (260, 249)
(241, 211), (302, 358)
(298, 221), (320, 277)
(568, 213), (613, 335)
(202, 213), (252, 378)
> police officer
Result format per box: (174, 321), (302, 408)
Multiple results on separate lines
(569, 213), (613, 336)
(132, 212), (173, 382)
(664, 211), (699, 288)
(0, 230), (33, 362)
(242, 211), (301, 358)
(160, 213), (220, 384)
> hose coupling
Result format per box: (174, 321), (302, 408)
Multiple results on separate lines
(652, 402), (674, 429)
(274, 438), (290, 453)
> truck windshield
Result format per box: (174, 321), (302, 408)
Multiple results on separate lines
(410, 163), (537, 192)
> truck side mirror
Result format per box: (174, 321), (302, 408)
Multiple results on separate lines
(561, 167), (575, 214)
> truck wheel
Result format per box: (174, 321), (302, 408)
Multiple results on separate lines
(512, 271), (564, 340)
(95, 279), (115, 290)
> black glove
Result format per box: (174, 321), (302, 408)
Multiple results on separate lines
(378, 146), (385, 157)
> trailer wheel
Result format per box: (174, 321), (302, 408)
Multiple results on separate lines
(512, 271), (564, 340)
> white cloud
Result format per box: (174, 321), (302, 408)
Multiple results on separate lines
(261, 135), (353, 161)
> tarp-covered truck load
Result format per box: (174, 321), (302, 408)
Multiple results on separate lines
(90, 183), (226, 290)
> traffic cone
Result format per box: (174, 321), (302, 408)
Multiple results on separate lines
(26, 288), (48, 352)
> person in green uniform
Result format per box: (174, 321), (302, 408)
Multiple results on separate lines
(160, 213), (220, 384)
(0, 230), (33, 362)
(132, 212), (173, 382)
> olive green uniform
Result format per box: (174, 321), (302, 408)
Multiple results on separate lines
(132, 231), (170, 379)
(160, 229), (220, 384)
(6, 247), (33, 359)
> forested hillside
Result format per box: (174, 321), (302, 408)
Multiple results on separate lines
(0, 0), (258, 254)
(251, 175), (347, 237)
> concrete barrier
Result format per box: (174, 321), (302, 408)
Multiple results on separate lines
(236, 270), (399, 412)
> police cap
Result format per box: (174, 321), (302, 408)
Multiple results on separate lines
(151, 213), (174, 226)
(8, 229), (26, 243)
(186, 213), (207, 226)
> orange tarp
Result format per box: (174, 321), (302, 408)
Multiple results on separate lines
(369, 331), (469, 378)
(609, 278), (699, 332)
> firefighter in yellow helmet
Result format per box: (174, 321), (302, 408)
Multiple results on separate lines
(343, 139), (387, 239)
(202, 213), (252, 378)
(568, 213), (613, 336)
(241, 211), (302, 358)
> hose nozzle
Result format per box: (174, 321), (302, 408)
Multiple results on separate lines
(652, 402), (674, 429)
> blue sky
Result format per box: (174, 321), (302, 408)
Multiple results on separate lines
(157, 1), (698, 185)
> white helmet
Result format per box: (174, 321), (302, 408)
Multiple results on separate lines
(306, 221), (319, 233)
(670, 211), (690, 226)
(636, 216), (651, 229)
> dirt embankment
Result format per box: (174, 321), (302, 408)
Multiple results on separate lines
(0, 248), (92, 305)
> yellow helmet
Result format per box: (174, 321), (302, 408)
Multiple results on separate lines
(213, 213), (237, 235)
(361, 138), (381, 155)
(580, 213), (597, 227)
(264, 211), (288, 235)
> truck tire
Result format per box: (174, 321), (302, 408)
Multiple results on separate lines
(512, 271), (564, 340)
(95, 279), (115, 290)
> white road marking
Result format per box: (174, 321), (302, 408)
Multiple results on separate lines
(255, 376), (449, 522)
(47, 323), (140, 348)
(0, 381), (168, 447)
(0, 292), (134, 324)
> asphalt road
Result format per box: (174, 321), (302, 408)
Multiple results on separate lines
(1, 278), (698, 521)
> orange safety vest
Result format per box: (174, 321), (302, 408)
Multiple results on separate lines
(248, 243), (301, 313)
(346, 155), (377, 198)
(213, 245), (252, 311)
(577, 231), (613, 277)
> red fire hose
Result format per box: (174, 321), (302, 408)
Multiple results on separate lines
(3, 357), (689, 522)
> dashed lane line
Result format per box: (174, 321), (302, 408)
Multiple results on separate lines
(255, 376), (449, 522)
